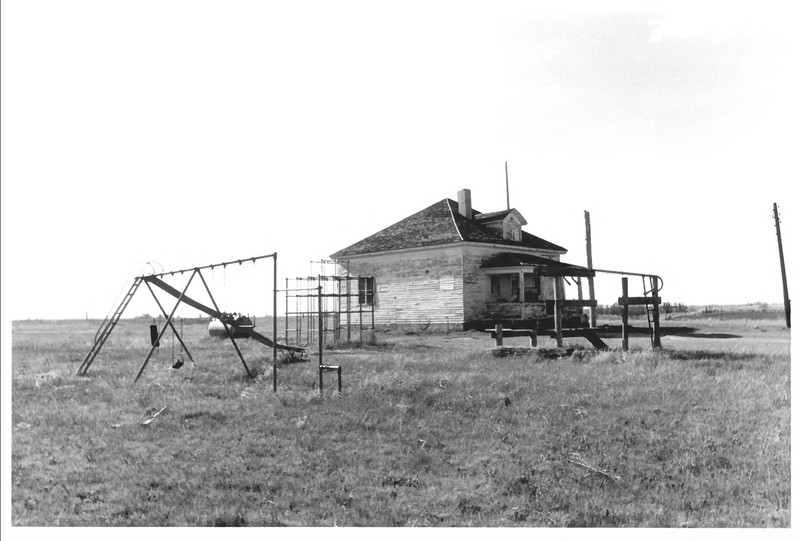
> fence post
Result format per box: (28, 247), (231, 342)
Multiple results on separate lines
(621, 277), (629, 352)
(495, 323), (503, 347)
(651, 276), (661, 349)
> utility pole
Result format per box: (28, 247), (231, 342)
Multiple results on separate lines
(773, 203), (791, 328)
(585, 211), (597, 328)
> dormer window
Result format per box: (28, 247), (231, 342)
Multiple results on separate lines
(474, 208), (527, 242)
(502, 214), (523, 241)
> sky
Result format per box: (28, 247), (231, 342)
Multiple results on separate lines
(2, 0), (798, 322)
(1, 2), (798, 538)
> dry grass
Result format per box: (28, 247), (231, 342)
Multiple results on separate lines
(10, 316), (791, 527)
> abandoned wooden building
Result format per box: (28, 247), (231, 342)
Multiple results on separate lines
(330, 189), (592, 331)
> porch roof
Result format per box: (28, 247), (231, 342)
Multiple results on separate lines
(480, 253), (596, 277)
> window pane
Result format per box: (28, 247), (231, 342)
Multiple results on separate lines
(358, 277), (374, 305)
(524, 274), (540, 302)
(511, 276), (520, 301)
(491, 276), (502, 296)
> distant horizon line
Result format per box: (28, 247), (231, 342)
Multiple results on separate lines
(9, 301), (789, 323)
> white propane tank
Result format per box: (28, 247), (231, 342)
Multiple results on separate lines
(208, 315), (254, 338)
(208, 318), (229, 338)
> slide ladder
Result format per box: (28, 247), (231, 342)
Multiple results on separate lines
(77, 277), (142, 375)
(642, 276), (654, 346)
(641, 275), (662, 348)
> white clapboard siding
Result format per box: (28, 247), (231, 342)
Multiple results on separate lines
(339, 243), (565, 327)
(342, 246), (465, 325)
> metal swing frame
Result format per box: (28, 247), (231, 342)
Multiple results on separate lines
(77, 253), (299, 389)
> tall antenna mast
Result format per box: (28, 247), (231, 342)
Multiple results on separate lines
(505, 161), (510, 210)
(773, 203), (791, 327)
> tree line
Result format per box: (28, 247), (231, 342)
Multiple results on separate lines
(595, 302), (689, 317)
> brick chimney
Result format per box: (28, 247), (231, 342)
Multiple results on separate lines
(458, 189), (473, 219)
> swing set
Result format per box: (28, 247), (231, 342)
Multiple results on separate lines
(147, 316), (186, 369)
(77, 253), (304, 389)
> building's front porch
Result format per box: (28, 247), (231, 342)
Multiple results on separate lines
(471, 252), (595, 330)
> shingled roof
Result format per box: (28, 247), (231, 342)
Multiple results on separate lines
(330, 198), (566, 259)
(480, 252), (593, 277)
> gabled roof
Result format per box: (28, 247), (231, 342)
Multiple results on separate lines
(330, 198), (566, 259)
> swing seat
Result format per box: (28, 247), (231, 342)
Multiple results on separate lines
(172, 359), (184, 369)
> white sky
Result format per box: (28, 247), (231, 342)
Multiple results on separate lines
(2, 0), (798, 320)
(1, 4), (799, 538)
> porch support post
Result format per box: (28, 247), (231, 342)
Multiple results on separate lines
(553, 277), (563, 347)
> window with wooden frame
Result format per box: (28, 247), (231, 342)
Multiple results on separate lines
(358, 277), (374, 305)
(523, 274), (541, 302)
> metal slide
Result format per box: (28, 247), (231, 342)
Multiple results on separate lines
(143, 276), (304, 353)
(233, 326), (304, 353)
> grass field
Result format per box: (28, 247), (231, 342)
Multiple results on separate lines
(10, 314), (791, 527)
